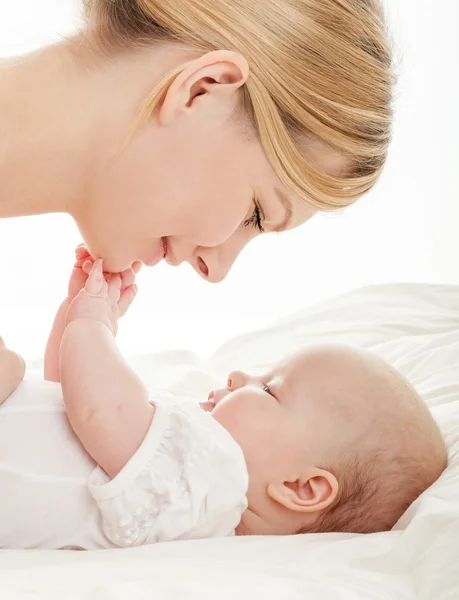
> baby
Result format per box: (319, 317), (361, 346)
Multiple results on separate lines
(0, 248), (447, 549)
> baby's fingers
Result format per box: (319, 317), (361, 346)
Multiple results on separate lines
(120, 267), (136, 293)
(118, 284), (138, 317)
(75, 244), (91, 261)
(73, 247), (92, 271)
(107, 273), (122, 304)
(82, 259), (94, 275)
(84, 259), (107, 296)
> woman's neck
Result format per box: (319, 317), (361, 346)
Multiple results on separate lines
(0, 37), (95, 220)
(0, 33), (196, 224)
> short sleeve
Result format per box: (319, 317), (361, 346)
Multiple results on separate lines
(88, 398), (248, 547)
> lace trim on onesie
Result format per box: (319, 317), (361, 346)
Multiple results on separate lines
(89, 397), (248, 546)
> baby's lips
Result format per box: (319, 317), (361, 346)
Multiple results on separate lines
(200, 392), (216, 412)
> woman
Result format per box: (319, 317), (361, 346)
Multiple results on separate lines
(0, 1), (394, 391)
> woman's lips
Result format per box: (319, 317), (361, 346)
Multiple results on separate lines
(143, 238), (167, 267)
(143, 238), (209, 276)
(164, 238), (182, 267)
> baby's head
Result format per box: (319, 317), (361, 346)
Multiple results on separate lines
(205, 344), (447, 536)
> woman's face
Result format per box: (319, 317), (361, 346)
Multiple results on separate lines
(77, 52), (343, 279)
(82, 121), (318, 280)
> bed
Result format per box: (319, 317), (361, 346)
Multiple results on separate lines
(1, 282), (458, 599)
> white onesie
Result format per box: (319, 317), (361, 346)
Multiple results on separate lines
(0, 379), (248, 550)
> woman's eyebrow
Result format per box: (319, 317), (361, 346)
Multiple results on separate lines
(273, 188), (293, 232)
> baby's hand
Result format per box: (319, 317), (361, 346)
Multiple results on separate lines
(67, 244), (141, 304)
(66, 260), (138, 336)
(67, 244), (94, 303)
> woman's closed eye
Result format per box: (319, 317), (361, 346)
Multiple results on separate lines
(243, 200), (265, 233)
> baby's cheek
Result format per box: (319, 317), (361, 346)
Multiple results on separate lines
(212, 399), (250, 441)
(212, 402), (238, 433)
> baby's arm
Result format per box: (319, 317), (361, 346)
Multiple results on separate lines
(60, 260), (154, 479)
(45, 246), (138, 383)
(44, 300), (71, 382)
(45, 245), (94, 382)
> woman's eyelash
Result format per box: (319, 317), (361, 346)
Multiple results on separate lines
(243, 203), (265, 233)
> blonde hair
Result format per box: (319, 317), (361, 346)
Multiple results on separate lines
(83, 0), (394, 210)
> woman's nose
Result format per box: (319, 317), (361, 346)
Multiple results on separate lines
(195, 250), (232, 283)
(196, 237), (250, 283)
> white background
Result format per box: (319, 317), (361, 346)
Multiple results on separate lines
(0, 0), (458, 360)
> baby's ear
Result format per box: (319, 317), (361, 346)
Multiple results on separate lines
(267, 468), (339, 513)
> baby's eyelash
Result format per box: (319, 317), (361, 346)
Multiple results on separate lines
(262, 383), (271, 395)
(243, 202), (265, 233)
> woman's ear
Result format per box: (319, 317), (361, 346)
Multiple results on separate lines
(158, 50), (249, 125)
(267, 468), (339, 513)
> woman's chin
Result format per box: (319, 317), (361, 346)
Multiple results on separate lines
(100, 256), (136, 273)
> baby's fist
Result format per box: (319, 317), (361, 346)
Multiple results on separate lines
(66, 260), (137, 336)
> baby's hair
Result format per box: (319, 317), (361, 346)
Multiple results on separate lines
(83, 0), (394, 211)
(299, 372), (448, 534)
(305, 444), (446, 535)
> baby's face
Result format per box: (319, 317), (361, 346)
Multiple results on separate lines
(205, 347), (342, 493)
(205, 345), (386, 503)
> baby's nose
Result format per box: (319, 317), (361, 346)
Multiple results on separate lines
(227, 370), (248, 391)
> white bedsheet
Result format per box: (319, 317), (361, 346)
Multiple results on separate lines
(1, 283), (458, 600)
